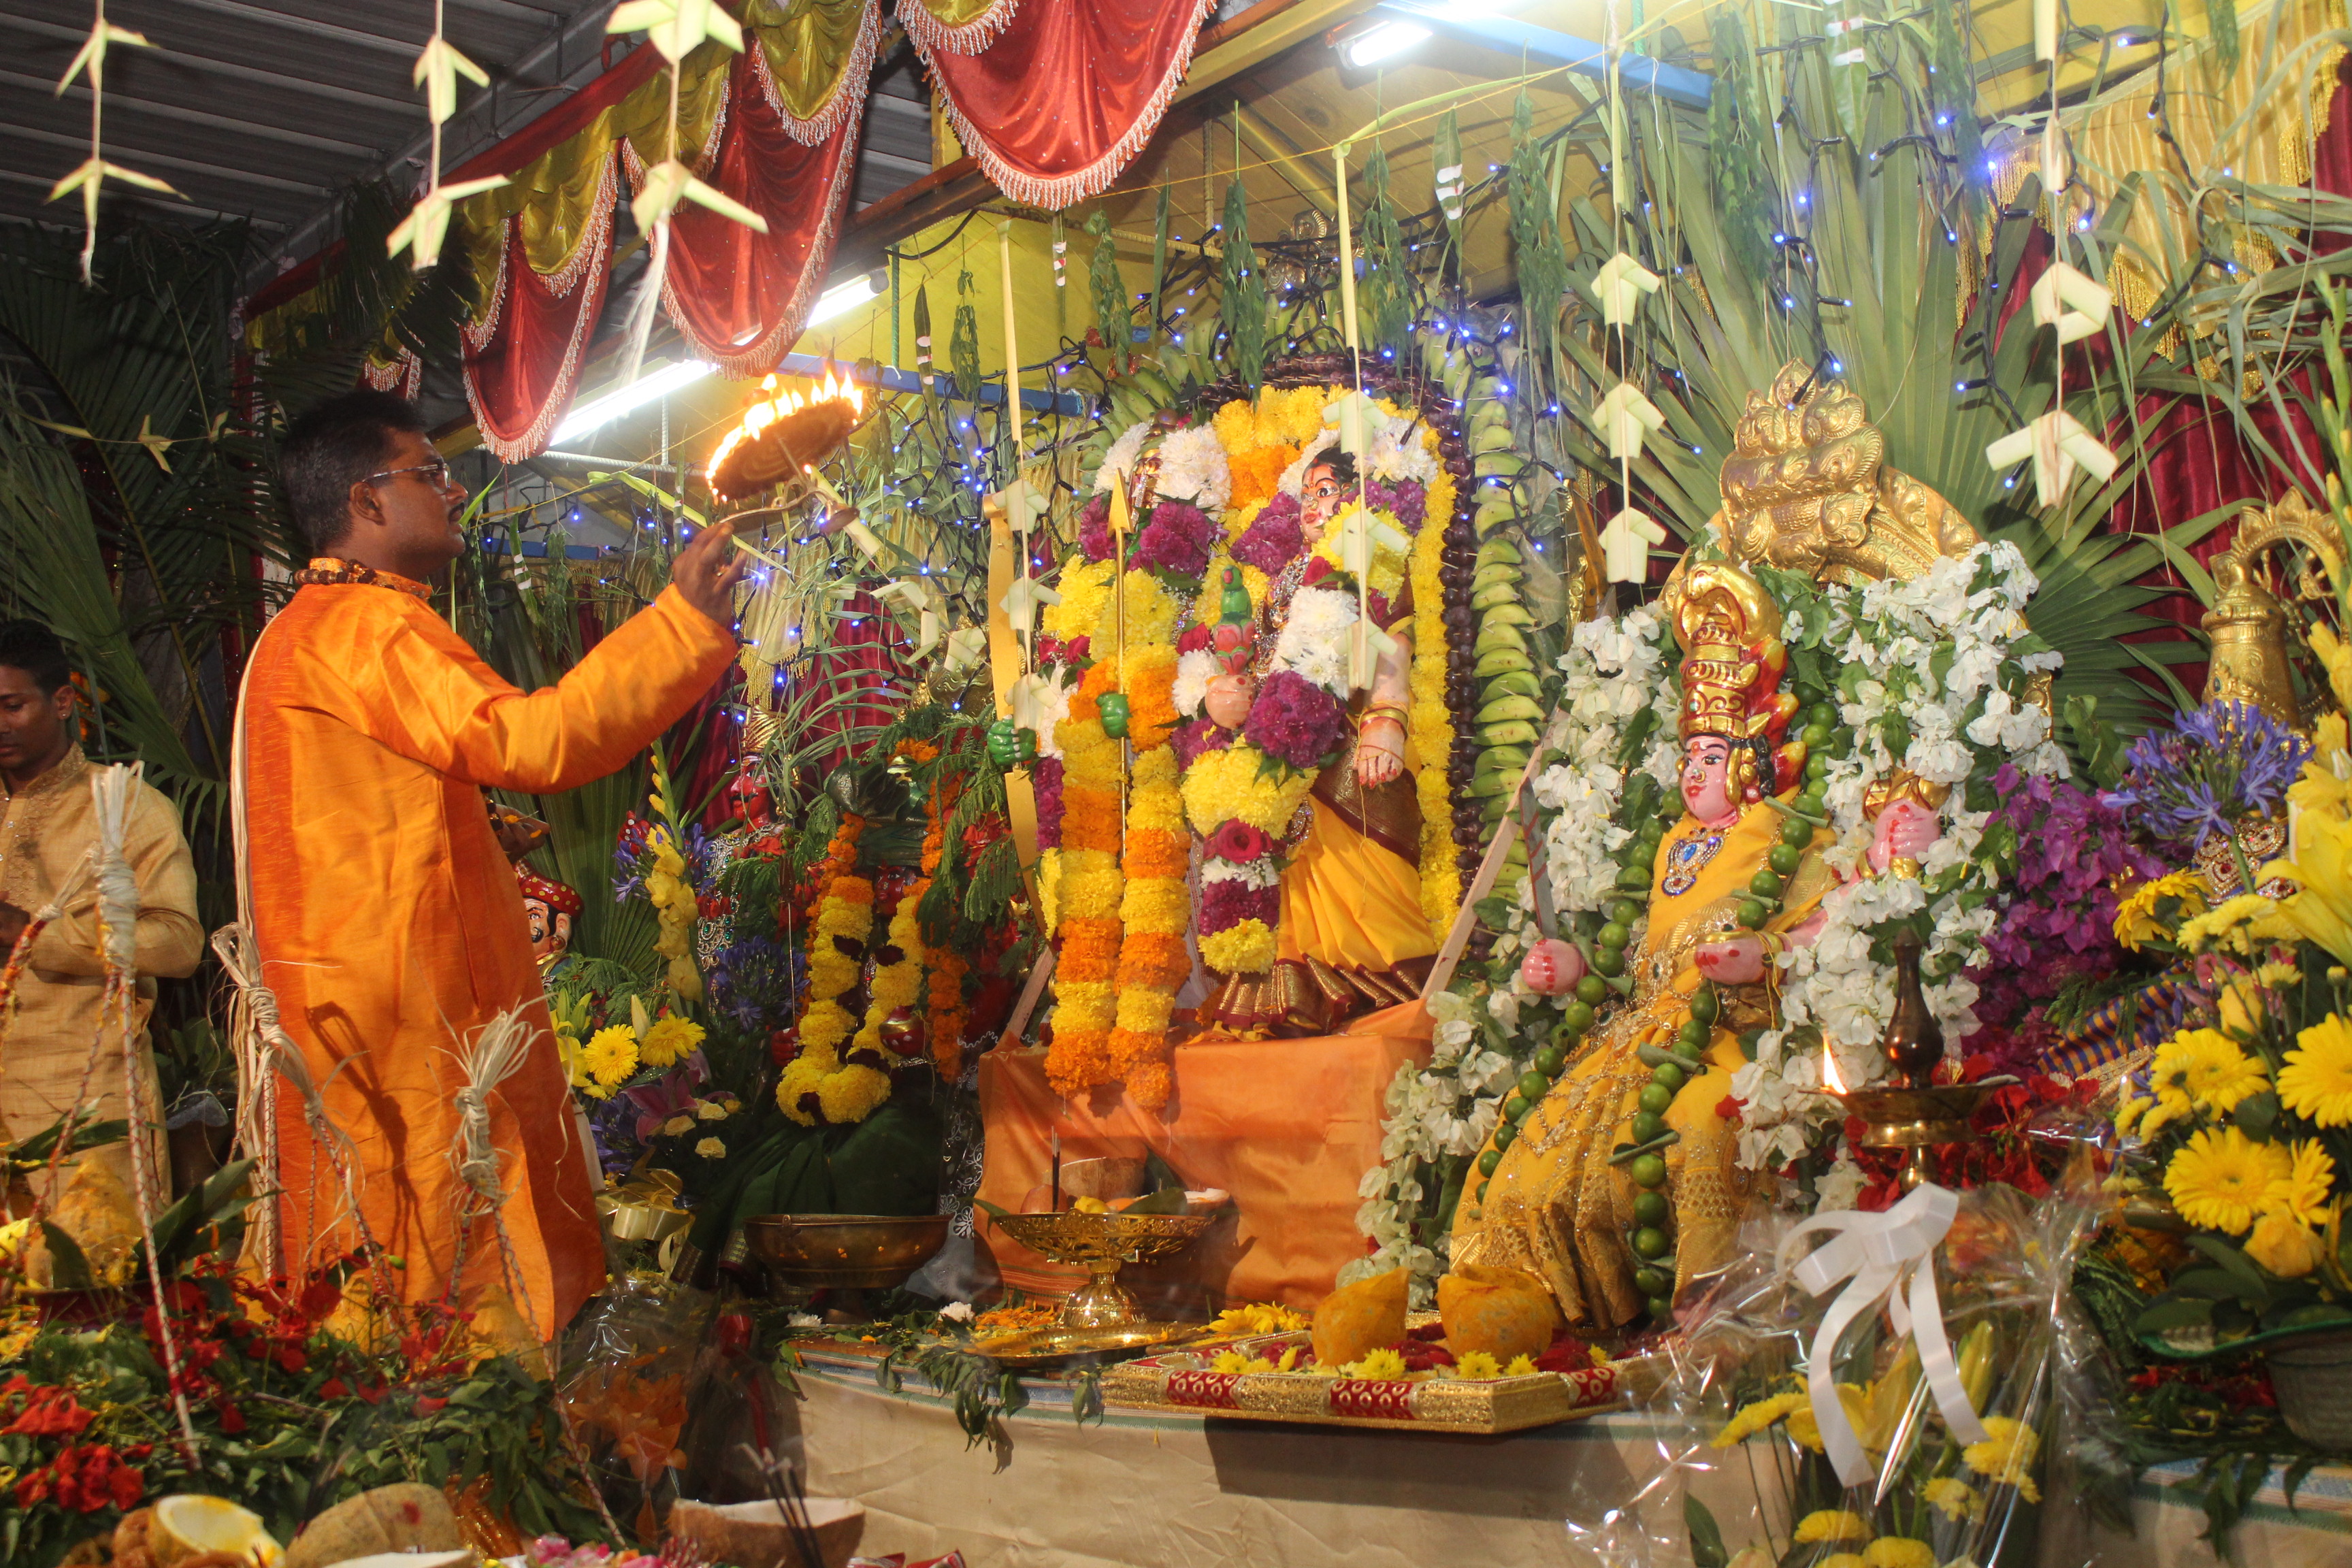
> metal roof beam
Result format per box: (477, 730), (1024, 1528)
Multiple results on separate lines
(6, 71), (377, 157)
(0, 12), (419, 114)
(156, 0), (419, 58)
(0, 167), (288, 227)
(0, 123), (332, 196)
(1369, 3), (1712, 110)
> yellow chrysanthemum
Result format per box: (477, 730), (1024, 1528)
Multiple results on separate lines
(1041, 559), (1117, 644)
(1861, 1541), (1933, 1568)
(579, 1026), (639, 1088)
(1784, 1384), (1871, 1456)
(2266, 1139), (2338, 1226)
(1923, 1477), (1982, 1522)
(2166, 1126), (2293, 1235)
(638, 1014), (706, 1070)
(1277, 1345), (1302, 1372)
(1503, 1354), (1538, 1377)
(2149, 1028), (2268, 1117)
(693, 1137), (725, 1159)
(1961, 1416), (2043, 1503)
(1200, 920), (1279, 975)
(1711, 1391), (1806, 1447)
(2246, 1210), (2326, 1278)
(1346, 1348), (1409, 1380)
(2281, 1013), (2352, 1127)
(2113, 870), (2206, 950)
(1793, 1510), (1871, 1544)
(1818, 1558), (1867, 1568)
(1212, 1350), (1252, 1374)
(1452, 1351), (1503, 1381)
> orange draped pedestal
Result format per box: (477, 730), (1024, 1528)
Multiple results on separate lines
(975, 1002), (1432, 1311)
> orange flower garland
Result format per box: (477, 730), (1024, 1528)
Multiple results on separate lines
(1045, 662), (1126, 1096)
(777, 813), (889, 1125)
(916, 767), (970, 1080)
(1108, 745), (1189, 1109)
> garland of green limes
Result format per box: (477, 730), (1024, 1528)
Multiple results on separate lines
(1472, 698), (1839, 1322)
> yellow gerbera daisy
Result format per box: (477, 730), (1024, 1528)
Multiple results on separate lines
(1961, 1415), (2044, 1503)
(1452, 1351), (1503, 1381)
(638, 1014), (706, 1069)
(1923, 1476), (1982, 1522)
(2177, 893), (2296, 956)
(2165, 1126), (2293, 1236)
(2280, 1013), (2352, 1127)
(1793, 1509), (1871, 1544)
(579, 1025), (639, 1088)
(2266, 1140), (2338, 1227)
(2149, 1029), (2268, 1117)
(2115, 1095), (2152, 1135)
(1861, 1541), (1933, 1568)
(1712, 1391), (1806, 1447)
(2113, 870), (2206, 950)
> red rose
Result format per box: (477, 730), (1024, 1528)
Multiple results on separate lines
(1177, 623), (1213, 655)
(1206, 821), (1272, 864)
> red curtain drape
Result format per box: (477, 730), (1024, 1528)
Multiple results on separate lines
(648, 45), (866, 378)
(461, 163), (619, 460)
(911, 0), (1216, 208)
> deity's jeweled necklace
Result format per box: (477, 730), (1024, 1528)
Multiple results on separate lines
(1657, 809), (1739, 898)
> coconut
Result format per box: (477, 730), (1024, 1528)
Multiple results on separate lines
(149, 1496), (282, 1568)
(666, 1497), (868, 1568)
(282, 1484), (463, 1568)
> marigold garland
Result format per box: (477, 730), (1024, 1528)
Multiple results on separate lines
(917, 770), (970, 1080)
(1107, 746), (1188, 1109)
(778, 816), (894, 1126)
(1410, 457), (1463, 939)
(1046, 663), (1126, 1096)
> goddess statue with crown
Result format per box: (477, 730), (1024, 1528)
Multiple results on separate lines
(1439, 365), (2063, 1330)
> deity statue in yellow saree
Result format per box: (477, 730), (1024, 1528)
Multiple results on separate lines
(1452, 563), (1840, 1329)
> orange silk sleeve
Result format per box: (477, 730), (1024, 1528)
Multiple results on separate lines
(338, 586), (736, 793)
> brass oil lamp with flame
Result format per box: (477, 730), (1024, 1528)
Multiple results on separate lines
(1821, 930), (2011, 1190)
(706, 365), (866, 511)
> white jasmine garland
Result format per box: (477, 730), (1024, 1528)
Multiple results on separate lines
(1200, 857), (1280, 889)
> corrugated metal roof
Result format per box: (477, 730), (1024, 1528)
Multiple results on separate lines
(0, 1), (938, 281)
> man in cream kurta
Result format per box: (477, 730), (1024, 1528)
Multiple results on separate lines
(243, 391), (744, 1337)
(0, 619), (202, 1203)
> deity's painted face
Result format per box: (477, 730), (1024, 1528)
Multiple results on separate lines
(1301, 460), (1347, 542)
(1680, 735), (1737, 825)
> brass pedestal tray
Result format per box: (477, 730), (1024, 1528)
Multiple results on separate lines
(985, 1210), (1215, 1329)
(743, 1214), (949, 1314)
(968, 1322), (1218, 1372)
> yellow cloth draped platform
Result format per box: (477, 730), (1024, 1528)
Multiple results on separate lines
(975, 1002), (1433, 1310)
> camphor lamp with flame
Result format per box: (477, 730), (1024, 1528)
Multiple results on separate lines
(706, 366), (866, 506)
(1817, 930), (2013, 1191)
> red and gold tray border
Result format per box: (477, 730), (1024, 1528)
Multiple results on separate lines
(1099, 1331), (1631, 1434)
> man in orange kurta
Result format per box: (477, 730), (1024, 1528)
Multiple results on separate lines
(242, 391), (743, 1336)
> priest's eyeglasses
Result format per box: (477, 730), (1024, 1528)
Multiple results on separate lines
(365, 458), (453, 489)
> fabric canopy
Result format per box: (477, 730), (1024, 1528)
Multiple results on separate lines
(453, 0), (878, 459)
(909, 0), (1217, 208)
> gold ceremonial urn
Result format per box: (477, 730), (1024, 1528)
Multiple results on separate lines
(986, 1211), (1215, 1328)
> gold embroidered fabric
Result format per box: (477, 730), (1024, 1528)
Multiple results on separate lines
(293, 558), (434, 599)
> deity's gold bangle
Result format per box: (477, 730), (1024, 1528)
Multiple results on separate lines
(1361, 702), (1409, 725)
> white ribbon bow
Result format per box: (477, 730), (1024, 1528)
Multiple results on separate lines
(1591, 380), (1666, 461)
(1778, 1182), (1989, 1488)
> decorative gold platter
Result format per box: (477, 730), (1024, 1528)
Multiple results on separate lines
(1100, 1330), (1639, 1435)
(966, 1322), (1213, 1371)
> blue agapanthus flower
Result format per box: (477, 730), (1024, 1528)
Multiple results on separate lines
(2103, 698), (2311, 849)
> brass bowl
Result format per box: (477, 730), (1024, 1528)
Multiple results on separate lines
(741, 1213), (949, 1290)
(986, 1211), (1216, 1328)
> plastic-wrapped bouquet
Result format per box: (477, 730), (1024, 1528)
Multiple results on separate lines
(1569, 1177), (2110, 1568)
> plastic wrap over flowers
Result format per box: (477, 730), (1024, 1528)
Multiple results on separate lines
(1563, 1173), (2127, 1568)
